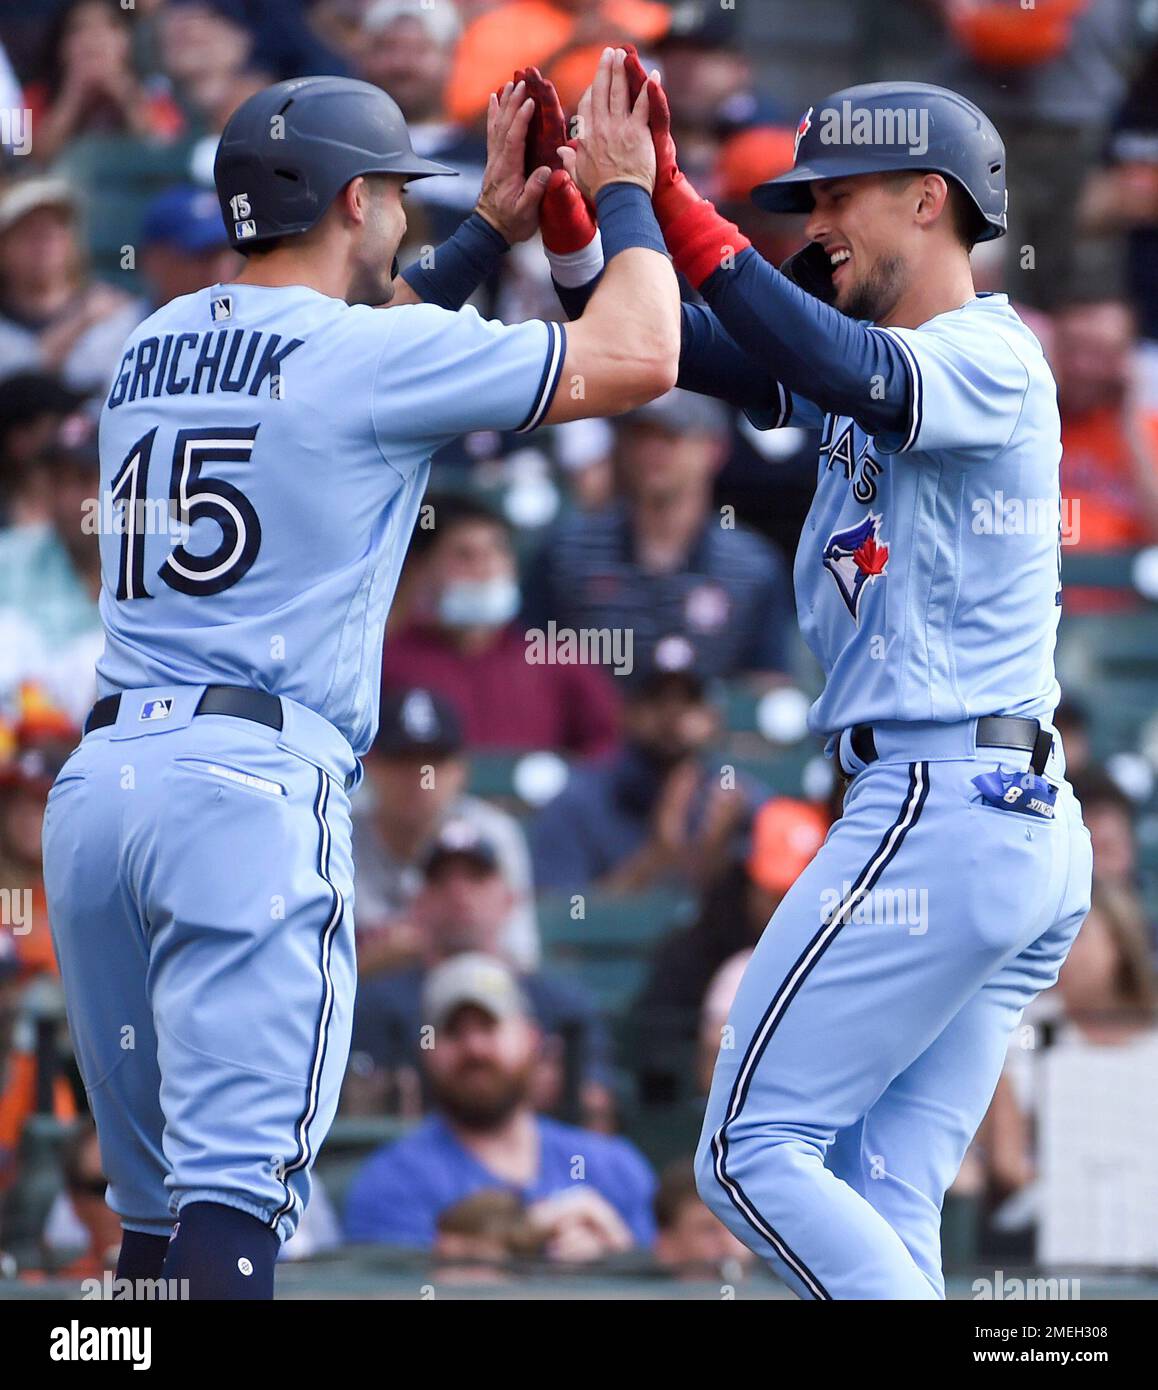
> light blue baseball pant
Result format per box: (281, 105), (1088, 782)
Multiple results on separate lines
(42, 686), (358, 1244)
(695, 720), (1092, 1299)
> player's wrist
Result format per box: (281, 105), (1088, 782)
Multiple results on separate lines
(662, 196), (751, 290)
(472, 203), (515, 247)
(593, 181), (667, 262)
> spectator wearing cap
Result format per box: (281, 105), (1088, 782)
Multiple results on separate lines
(0, 373), (86, 528)
(633, 795), (830, 1104)
(347, 818), (613, 1128)
(22, 0), (185, 165)
(526, 389), (795, 686)
(382, 495), (620, 757)
(63, 185), (241, 401)
(355, 1), (487, 244)
(1053, 297), (1158, 559)
(155, 0), (274, 143)
(528, 636), (767, 894)
(344, 952), (656, 1251)
(354, 687), (539, 976)
(0, 178), (139, 393)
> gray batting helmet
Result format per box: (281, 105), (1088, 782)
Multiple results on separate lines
(213, 76), (457, 251)
(752, 81), (1007, 242)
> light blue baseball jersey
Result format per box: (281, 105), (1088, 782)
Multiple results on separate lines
(783, 294), (1061, 738)
(95, 283), (566, 755)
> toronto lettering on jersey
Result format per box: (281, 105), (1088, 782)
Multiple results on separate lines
(106, 330), (305, 409)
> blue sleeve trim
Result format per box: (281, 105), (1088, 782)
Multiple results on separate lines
(516, 321), (567, 433)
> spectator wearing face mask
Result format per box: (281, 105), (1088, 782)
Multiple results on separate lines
(382, 495), (619, 757)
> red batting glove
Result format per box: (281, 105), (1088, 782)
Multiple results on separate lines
(622, 45), (751, 289)
(518, 64), (597, 255)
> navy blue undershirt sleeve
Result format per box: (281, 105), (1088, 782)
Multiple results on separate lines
(699, 247), (912, 436)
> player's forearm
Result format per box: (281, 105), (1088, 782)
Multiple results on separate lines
(547, 184), (679, 421)
(678, 302), (789, 418)
(398, 212), (509, 310)
(698, 247), (911, 432)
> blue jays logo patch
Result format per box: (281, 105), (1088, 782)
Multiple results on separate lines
(794, 106), (813, 163)
(822, 513), (889, 621)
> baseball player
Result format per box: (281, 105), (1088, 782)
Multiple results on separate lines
(42, 53), (678, 1299)
(524, 64), (1094, 1297)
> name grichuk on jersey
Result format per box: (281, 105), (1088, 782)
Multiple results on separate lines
(96, 283), (565, 755)
(772, 293), (1063, 739)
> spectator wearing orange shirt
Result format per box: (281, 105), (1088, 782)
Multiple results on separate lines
(1055, 297), (1158, 550)
(445, 0), (670, 127)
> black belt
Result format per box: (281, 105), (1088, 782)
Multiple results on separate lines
(85, 685), (284, 736)
(845, 716), (1054, 778)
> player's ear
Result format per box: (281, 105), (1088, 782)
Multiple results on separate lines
(914, 173), (950, 231)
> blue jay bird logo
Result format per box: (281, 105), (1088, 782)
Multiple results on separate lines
(822, 513), (890, 621)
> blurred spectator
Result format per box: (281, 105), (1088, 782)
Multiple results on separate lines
(653, 1158), (751, 1278)
(934, 0), (1139, 309)
(156, 0), (272, 140)
(634, 797), (830, 1103)
(382, 496), (620, 756)
(66, 184), (240, 397)
(0, 410), (101, 650)
(696, 947), (751, 1095)
(529, 636), (764, 893)
(136, 184), (238, 306)
(1054, 296), (1158, 549)
(0, 938), (76, 1202)
(0, 717), (75, 982)
(1079, 43), (1158, 355)
(353, 687), (539, 975)
(356, 0), (485, 243)
(1070, 766), (1140, 893)
(1052, 697), (1093, 779)
(0, 373), (86, 528)
(975, 880), (1157, 1213)
(433, 1189), (546, 1279)
(526, 390), (794, 684)
(444, 0), (671, 127)
(23, 0), (184, 165)
(39, 1121), (117, 1278)
(0, 178), (139, 393)
(347, 819), (613, 1126)
(343, 953), (656, 1251)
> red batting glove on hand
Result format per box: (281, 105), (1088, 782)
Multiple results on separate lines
(517, 65), (597, 255)
(622, 44), (751, 290)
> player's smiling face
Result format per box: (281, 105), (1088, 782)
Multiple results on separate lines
(805, 174), (915, 323)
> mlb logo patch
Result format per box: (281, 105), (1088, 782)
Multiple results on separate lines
(235, 219), (257, 240)
(211, 295), (233, 322)
(822, 513), (889, 622)
(139, 698), (174, 722)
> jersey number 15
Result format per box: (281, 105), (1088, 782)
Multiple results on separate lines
(110, 425), (261, 600)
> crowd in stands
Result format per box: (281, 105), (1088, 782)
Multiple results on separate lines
(0, 0), (1156, 1287)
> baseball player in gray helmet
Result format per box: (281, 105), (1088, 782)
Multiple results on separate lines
(519, 60), (1091, 1297)
(44, 54), (678, 1299)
